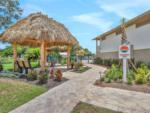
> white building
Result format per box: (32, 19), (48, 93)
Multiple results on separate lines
(94, 10), (150, 63)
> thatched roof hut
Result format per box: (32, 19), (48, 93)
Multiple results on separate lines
(0, 12), (78, 70)
(0, 12), (77, 47)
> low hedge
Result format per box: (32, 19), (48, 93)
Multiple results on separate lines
(94, 57), (150, 70)
(94, 58), (119, 67)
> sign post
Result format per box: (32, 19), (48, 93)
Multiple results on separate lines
(119, 44), (131, 82)
(123, 59), (127, 82)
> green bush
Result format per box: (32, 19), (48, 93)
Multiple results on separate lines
(103, 59), (112, 66)
(38, 71), (48, 84)
(61, 58), (66, 65)
(31, 61), (40, 68)
(105, 64), (122, 82)
(127, 70), (135, 84)
(127, 70), (135, 79)
(102, 62), (150, 84)
(27, 70), (37, 81)
(94, 58), (120, 67)
(135, 69), (148, 84)
(74, 62), (83, 70)
(104, 77), (111, 83)
(140, 64), (149, 74)
(112, 59), (120, 65)
(94, 57), (103, 65)
(135, 64), (149, 84)
(136, 61), (145, 68)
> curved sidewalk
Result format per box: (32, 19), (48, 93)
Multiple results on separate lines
(10, 64), (150, 113)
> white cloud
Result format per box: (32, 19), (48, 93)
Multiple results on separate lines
(97, 0), (150, 19)
(72, 12), (112, 32)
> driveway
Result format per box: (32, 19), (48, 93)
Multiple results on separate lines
(10, 64), (150, 113)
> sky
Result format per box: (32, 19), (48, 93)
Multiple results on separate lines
(0, 0), (150, 53)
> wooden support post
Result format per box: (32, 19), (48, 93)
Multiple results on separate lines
(44, 44), (47, 66)
(12, 42), (17, 71)
(67, 46), (71, 69)
(40, 41), (45, 71)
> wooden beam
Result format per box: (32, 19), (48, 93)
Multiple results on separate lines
(12, 42), (17, 71)
(67, 46), (71, 69)
(40, 41), (45, 71)
(44, 44), (47, 66)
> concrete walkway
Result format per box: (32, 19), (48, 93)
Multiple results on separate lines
(10, 64), (150, 113)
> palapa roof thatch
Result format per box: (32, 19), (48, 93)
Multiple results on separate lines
(0, 12), (78, 47)
(47, 46), (67, 52)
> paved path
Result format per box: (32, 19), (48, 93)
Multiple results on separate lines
(10, 64), (150, 113)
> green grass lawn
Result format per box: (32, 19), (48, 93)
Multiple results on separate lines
(3, 63), (13, 71)
(0, 78), (47, 113)
(71, 102), (123, 113)
(79, 66), (91, 73)
(74, 66), (91, 73)
(1, 58), (39, 71)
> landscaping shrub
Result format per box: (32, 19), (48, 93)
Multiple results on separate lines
(105, 64), (122, 82)
(127, 70), (135, 85)
(104, 77), (111, 83)
(140, 64), (150, 74)
(100, 61), (150, 85)
(135, 69), (148, 84)
(38, 71), (48, 84)
(135, 64), (149, 84)
(94, 57), (103, 65)
(127, 76), (132, 85)
(27, 70), (37, 81)
(103, 59), (110, 66)
(55, 69), (62, 82)
(79, 61), (84, 67)
(127, 70), (135, 79)
(31, 61), (40, 68)
(74, 62), (83, 70)
(60, 58), (66, 65)
(94, 58), (120, 67)
(136, 61), (145, 68)
(112, 59), (120, 65)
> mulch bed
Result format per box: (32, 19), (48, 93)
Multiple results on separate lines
(95, 80), (150, 94)
(46, 77), (69, 89)
(20, 77), (69, 89)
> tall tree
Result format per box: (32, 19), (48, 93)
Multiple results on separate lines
(0, 0), (22, 30)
